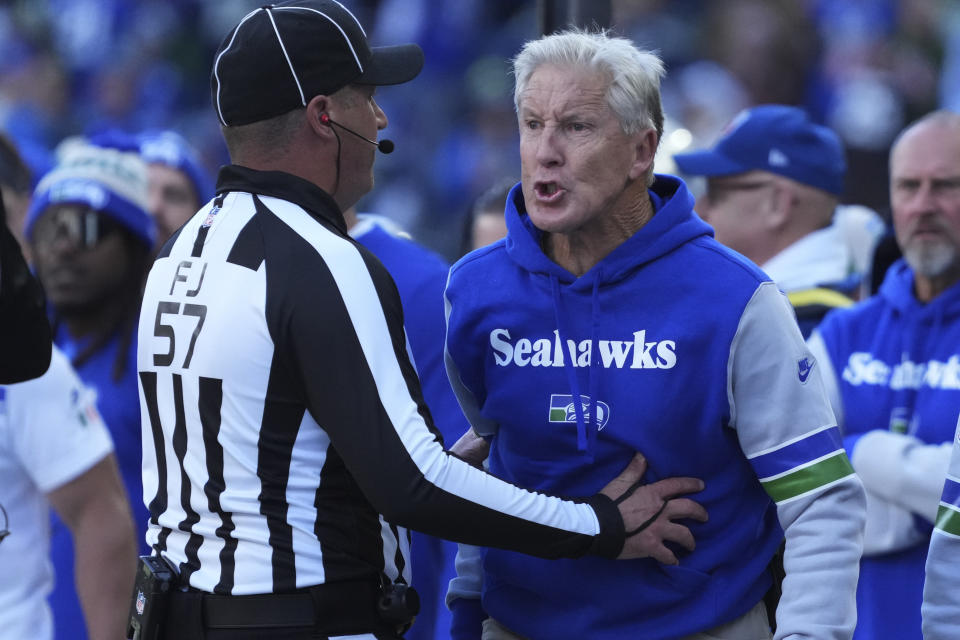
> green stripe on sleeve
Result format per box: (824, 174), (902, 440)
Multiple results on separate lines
(936, 505), (960, 536)
(761, 452), (855, 503)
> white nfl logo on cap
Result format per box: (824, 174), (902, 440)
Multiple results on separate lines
(768, 148), (789, 167)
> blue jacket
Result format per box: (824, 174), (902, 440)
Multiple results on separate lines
(444, 177), (863, 639)
(816, 260), (960, 640)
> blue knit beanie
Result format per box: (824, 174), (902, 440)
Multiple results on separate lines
(24, 138), (155, 248)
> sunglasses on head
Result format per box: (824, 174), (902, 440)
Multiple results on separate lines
(32, 205), (123, 250)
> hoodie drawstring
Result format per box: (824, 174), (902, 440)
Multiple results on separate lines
(588, 272), (602, 454)
(551, 275), (588, 452)
(550, 273), (601, 459)
(891, 300), (945, 436)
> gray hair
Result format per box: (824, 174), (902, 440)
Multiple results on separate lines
(513, 28), (665, 143)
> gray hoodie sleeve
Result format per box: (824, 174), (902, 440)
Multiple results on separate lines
(729, 282), (866, 640)
(922, 413), (960, 640)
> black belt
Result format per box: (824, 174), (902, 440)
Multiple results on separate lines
(176, 579), (385, 633)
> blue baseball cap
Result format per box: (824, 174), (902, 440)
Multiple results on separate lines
(673, 105), (846, 196)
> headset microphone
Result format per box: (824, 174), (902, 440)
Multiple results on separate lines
(320, 113), (394, 154)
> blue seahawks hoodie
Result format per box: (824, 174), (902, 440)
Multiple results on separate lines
(444, 177), (864, 639)
(816, 259), (960, 640)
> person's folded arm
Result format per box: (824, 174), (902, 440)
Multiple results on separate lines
(851, 430), (952, 522)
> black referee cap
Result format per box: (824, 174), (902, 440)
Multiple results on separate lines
(212, 1), (424, 127)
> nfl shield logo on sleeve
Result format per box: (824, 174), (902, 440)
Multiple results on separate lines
(136, 591), (147, 616)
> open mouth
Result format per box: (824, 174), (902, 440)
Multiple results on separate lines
(534, 181), (564, 202)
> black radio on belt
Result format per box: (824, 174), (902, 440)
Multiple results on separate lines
(126, 555), (175, 640)
(377, 581), (420, 628)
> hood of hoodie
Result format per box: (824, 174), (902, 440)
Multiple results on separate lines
(879, 258), (960, 321)
(503, 174), (712, 291)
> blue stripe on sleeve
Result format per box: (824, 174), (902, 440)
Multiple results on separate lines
(748, 426), (843, 479)
(941, 476), (960, 509)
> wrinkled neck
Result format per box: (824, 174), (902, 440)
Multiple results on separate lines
(543, 191), (653, 277)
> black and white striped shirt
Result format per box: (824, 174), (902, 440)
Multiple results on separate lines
(137, 166), (623, 595)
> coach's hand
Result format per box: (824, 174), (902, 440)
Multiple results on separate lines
(449, 427), (490, 468)
(601, 453), (708, 563)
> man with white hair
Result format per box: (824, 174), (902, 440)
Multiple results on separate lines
(444, 28), (865, 640)
(808, 110), (960, 640)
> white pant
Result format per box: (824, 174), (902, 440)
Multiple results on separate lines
(480, 600), (773, 640)
(679, 601), (773, 640)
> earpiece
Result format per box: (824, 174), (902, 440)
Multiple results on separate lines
(320, 113), (394, 154)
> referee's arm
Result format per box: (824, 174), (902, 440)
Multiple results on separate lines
(280, 243), (624, 560)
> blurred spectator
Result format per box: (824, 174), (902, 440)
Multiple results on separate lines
(24, 139), (154, 640)
(90, 129), (213, 249)
(807, 109), (960, 640)
(458, 177), (513, 257)
(674, 104), (885, 337)
(137, 130), (212, 247)
(809, 0), (947, 213)
(703, 0), (819, 108)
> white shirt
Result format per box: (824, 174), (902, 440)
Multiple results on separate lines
(0, 347), (113, 640)
(762, 204), (885, 295)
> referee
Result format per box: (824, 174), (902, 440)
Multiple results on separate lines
(135, 2), (707, 638)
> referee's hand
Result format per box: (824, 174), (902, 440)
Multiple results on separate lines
(600, 453), (708, 563)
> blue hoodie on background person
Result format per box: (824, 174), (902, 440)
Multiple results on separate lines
(444, 176), (866, 640)
(807, 110), (960, 640)
(809, 259), (960, 640)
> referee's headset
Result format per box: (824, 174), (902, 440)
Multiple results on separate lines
(319, 112), (395, 154)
